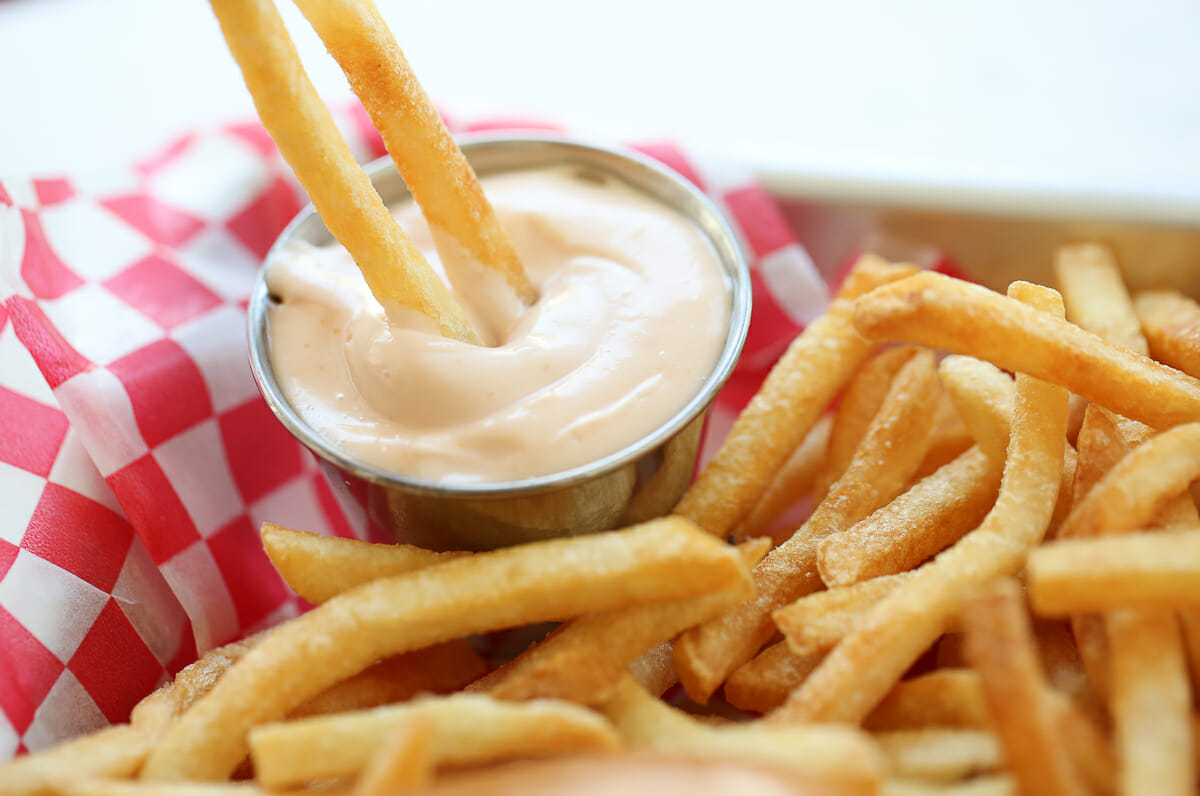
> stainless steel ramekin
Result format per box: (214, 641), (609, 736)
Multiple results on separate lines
(247, 134), (751, 551)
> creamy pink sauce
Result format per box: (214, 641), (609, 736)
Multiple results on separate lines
(265, 166), (731, 483)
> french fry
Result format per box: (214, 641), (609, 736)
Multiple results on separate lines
(938, 356), (1014, 465)
(771, 282), (1069, 724)
(674, 255), (917, 537)
(1054, 243), (1148, 355)
(874, 729), (1002, 783)
(484, 539), (768, 705)
(818, 447), (1001, 587)
(289, 639), (487, 718)
(290, 0), (537, 328)
(774, 572), (913, 657)
(732, 414), (831, 542)
(1046, 690), (1117, 796)
(812, 346), (919, 503)
(207, 0), (478, 343)
(626, 641), (678, 698)
(47, 783), (266, 796)
(140, 517), (746, 780)
(601, 675), (884, 793)
(853, 271), (1200, 428)
(249, 694), (620, 788)
(261, 523), (466, 604)
(352, 718), (433, 796)
(1027, 530), (1200, 615)
(1135, 290), (1200, 378)
(961, 579), (1091, 796)
(675, 349), (940, 703)
(723, 642), (823, 714)
(0, 725), (155, 796)
(881, 776), (1015, 796)
(914, 391), (974, 479)
(864, 669), (989, 731)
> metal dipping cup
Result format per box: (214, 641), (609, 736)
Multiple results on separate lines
(247, 135), (752, 551)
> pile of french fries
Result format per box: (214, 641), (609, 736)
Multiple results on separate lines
(5, 247), (1200, 795)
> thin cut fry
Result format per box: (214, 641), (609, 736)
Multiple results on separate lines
(818, 446), (1001, 587)
(1135, 290), (1200, 378)
(962, 579), (1090, 796)
(771, 282), (1069, 724)
(674, 255), (916, 537)
(864, 669), (989, 731)
(723, 642), (823, 714)
(261, 523), (466, 604)
(675, 349), (940, 703)
(732, 414), (832, 542)
(249, 694), (619, 788)
(140, 517), (745, 780)
(352, 718), (433, 796)
(914, 391), (974, 479)
(938, 356), (1014, 465)
(207, 0), (478, 343)
(774, 572), (913, 657)
(291, 0), (537, 323)
(874, 729), (1002, 783)
(853, 271), (1200, 428)
(1054, 243), (1148, 355)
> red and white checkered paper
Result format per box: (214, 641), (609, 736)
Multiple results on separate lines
(0, 106), (829, 757)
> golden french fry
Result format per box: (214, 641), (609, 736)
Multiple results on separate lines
(485, 539), (767, 705)
(1046, 690), (1116, 796)
(771, 282), (1069, 724)
(140, 517), (745, 780)
(962, 579), (1091, 796)
(261, 523), (466, 604)
(732, 414), (831, 542)
(774, 572), (913, 657)
(1054, 243), (1148, 355)
(0, 726), (155, 796)
(675, 349), (940, 703)
(914, 391), (974, 480)
(1135, 290), (1200, 379)
(938, 356), (1014, 465)
(674, 255), (917, 537)
(818, 447), (1001, 587)
(601, 675), (884, 793)
(723, 642), (823, 714)
(874, 729), (1002, 783)
(352, 717), (433, 796)
(1027, 530), (1200, 615)
(47, 782), (265, 796)
(853, 271), (1200, 428)
(207, 0), (478, 343)
(289, 639), (487, 718)
(250, 694), (619, 788)
(813, 346), (918, 503)
(626, 641), (678, 698)
(290, 0), (536, 321)
(863, 669), (989, 731)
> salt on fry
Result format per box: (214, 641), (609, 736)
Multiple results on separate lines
(863, 669), (989, 731)
(1054, 243), (1148, 355)
(249, 694), (619, 788)
(962, 579), (1090, 796)
(261, 523), (466, 604)
(140, 517), (746, 780)
(818, 446), (1001, 587)
(723, 642), (823, 714)
(854, 271), (1200, 428)
(1135, 289), (1200, 378)
(774, 572), (913, 657)
(732, 415), (831, 542)
(771, 282), (1069, 724)
(207, 0), (479, 343)
(674, 349), (940, 703)
(674, 255), (916, 537)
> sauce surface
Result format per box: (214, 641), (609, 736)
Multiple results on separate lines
(266, 166), (731, 483)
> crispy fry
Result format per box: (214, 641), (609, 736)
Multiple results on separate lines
(723, 642), (823, 714)
(1054, 243), (1148, 355)
(732, 414), (831, 542)
(352, 718), (433, 796)
(291, 0), (536, 331)
(914, 391), (974, 479)
(674, 255), (917, 537)
(602, 675), (884, 792)
(626, 642), (678, 698)
(1027, 530), (1200, 615)
(1135, 290), (1200, 378)
(0, 725), (155, 796)
(140, 517), (745, 780)
(485, 539), (767, 705)
(962, 579), (1090, 796)
(207, 0), (478, 343)
(818, 447), (1001, 587)
(854, 271), (1200, 428)
(938, 356), (1014, 465)
(774, 572), (913, 657)
(249, 694), (619, 788)
(772, 282), (1069, 724)
(864, 669), (989, 731)
(261, 523), (466, 604)
(874, 729), (1002, 783)
(675, 349), (940, 703)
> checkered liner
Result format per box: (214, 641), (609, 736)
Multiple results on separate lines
(0, 106), (829, 757)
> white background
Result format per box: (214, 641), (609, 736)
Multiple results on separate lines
(1, 0), (1198, 219)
